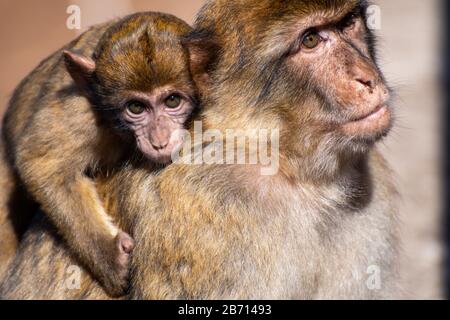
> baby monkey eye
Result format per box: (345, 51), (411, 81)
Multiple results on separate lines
(302, 31), (321, 49)
(126, 101), (146, 115)
(165, 94), (182, 109)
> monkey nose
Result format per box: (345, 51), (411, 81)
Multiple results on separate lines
(151, 140), (169, 150)
(355, 78), (375, 90)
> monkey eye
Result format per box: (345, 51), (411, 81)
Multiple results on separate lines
(341, 13), (358, 30)
(126, 101), (146, 115)
(301, 31), (322, 50)
(165, 94), (182, 109)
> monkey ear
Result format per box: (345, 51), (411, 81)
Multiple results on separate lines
(182, 31), (220, 92)
(63, 50), (96, 90)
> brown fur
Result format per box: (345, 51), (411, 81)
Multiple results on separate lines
(0, 215), (110, 300)
(0, 12), (194, 297)
(0, 141), (20, 279)
(1, 0), (399, 300)
(0, 173), (128, 300)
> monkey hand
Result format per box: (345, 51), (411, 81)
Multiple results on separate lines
(95, 231), (135, 297)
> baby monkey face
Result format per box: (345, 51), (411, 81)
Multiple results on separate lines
(120, 86), (195, 164)
(98, 48), (197, 165)
(64, 14), (197, 165)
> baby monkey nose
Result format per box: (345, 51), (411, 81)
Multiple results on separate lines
(149, 120), (172, 150)
(151, 140), (169, 150)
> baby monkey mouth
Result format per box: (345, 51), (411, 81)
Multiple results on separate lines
(341, 104), (391, 137)
(150, 147), (174, 164)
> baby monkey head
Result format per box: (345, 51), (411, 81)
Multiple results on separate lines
(64, 13), (197, 164)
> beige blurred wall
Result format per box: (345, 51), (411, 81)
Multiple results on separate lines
(377, 0), (444, 299)
(0, 0), (444, 299)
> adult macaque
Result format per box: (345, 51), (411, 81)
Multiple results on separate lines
(130, 0), (399, 299)
(1, 0), (399, 299)
(0, 12), (196, 296)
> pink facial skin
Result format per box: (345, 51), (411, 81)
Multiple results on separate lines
(122, 87), (195, 164)
(289, 14), (392, 140)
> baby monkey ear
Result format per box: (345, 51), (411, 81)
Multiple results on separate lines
(182, 30), (220, 94)
(63, 50), (96, 90)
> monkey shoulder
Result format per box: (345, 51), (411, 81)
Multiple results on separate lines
(4, 54), (90, 148)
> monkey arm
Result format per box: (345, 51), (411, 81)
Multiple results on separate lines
(0, 167), (136, 300)
(0, 142), (19, 279)
(0, 213), (112, 300)
(9, 100), (131, 296)
(0, 164), (132, 300)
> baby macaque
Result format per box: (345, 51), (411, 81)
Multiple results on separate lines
(1, 12), (196, 296)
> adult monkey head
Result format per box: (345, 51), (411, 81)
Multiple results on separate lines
(185, 0), (392, 180)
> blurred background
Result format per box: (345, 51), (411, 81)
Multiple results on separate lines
(0, 0), (445, 299)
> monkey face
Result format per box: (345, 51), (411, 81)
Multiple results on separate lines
(94, 51), (197, 164)
(93, 16), (197, 164)
(286, 9), (392, 146)
(186, 0), (392, 165)
(118, 87), (195, 164)
(65, 14), (198, 165)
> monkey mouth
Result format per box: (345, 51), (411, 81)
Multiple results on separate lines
(149, 148), (174, 164)
(351, 105), (387, 122)
(341, 105), (391, 137)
